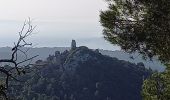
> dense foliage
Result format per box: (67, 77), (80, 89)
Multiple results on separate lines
(7, 47), (151, 100)
(142, 65), (170, 100)
(100, 0), (170, 99)
(100, 0), (170, 63)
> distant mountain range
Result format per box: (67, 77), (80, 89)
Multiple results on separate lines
(0, 47), (164, 71)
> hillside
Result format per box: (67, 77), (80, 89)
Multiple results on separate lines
(7, 46), (151, 100)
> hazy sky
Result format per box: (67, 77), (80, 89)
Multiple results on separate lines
(0, 0), (120, 50)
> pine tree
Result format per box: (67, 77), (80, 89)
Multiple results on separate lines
(100, 0), (170, 99)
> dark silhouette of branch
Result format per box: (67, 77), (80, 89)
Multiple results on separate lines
(0, 18), (38, 100)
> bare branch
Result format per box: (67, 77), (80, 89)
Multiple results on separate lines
(0, 18), (38, 99)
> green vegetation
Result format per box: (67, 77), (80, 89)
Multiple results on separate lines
(142, 64), (170, 100)
(100, 0), (170, 99)
(7, 47), (151, 100)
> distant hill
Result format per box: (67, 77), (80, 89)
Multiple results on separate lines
(0, 47), (69, 63)
(100, 50), (165, 71)
(8, 46), (151, 100)
(0, 47), (164, 71)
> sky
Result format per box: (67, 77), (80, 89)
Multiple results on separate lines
(0, 0), (120, 50)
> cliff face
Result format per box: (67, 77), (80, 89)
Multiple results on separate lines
(9, 46), (151, 100)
